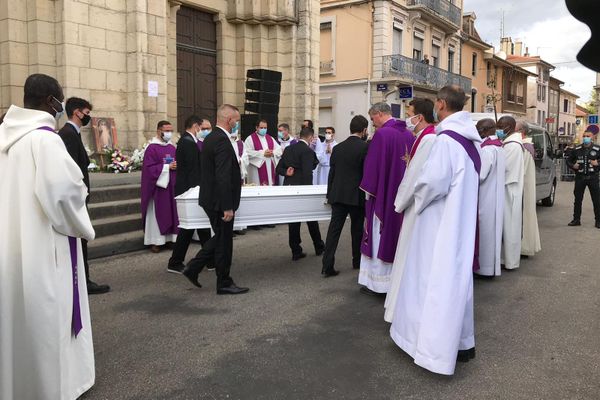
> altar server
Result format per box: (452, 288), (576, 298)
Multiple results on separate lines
(389, 85), (481, 376)
(358, 102), (414, 295)
(517, 120), (541, 257)
(475, 118), (505, 277)
(245, 119), (282, 186)
(0, 73), (96, 399)
(314, 126), (337, 185)
(498, 116), (525, 270)
(141, 121), (178, 252)
(384, 98), (436, 322)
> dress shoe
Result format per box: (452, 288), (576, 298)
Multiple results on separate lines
(87, 280), (110, 295)
(217, 284), (249, 295)
(596, 221), (600, 229)
(322, 269), (339, 278)
(206, 265), (215, 271)
(315, 247), (324, 256)
(264, 224), (276, 228)
(182, 266), (202, 288)
(167, 263), (185, 274)
(520, 255), (529, 259)
(568, 219), (581, 226)
(248, 226), (262, 230)
(353, 265), (360, 270)
(292, 252), (307, 261)
(359, 286), (385, 297)
(150, 245), (161, 253)
(233, 230), (246, 235)
(457, 348), (476, 362)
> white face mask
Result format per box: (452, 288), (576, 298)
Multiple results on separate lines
(163, 131), (172, 142)
(405, 115), (420, 132)
(325, 134), (333, 141)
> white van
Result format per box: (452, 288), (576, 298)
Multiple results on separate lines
(470, 114), (557, 206)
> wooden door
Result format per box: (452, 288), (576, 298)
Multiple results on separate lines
(176, 7), (217, 131)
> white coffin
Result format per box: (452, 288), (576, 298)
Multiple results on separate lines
(176, 185), (331, 229)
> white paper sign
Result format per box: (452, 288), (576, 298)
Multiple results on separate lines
(148, 81), (158, 97)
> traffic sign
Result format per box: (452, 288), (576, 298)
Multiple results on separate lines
(576, 119), (581, 126)
(589, 115), (599, 124)
(545, 117), (555, 123)
(398, 86), (413, 99)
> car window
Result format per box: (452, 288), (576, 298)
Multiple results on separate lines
(544, 132), (554, 158)
(531, 132), (544, 160)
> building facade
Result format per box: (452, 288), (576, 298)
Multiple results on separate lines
(319, 0), (470, 140)
(559, 88), (579, 143)
(0, 0), (320, 150)
(548, 76), (563, 143)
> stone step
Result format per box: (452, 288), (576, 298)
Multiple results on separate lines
(88, 198), (140, 220)
(87, 230), (146, 260)
(89, 184), (140, 204)
(93, 214), (142, 238)
(90, 171), (141, 188)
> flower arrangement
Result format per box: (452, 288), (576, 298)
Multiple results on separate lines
(129, 142), (148, 170)
(105, 147), (133, 173)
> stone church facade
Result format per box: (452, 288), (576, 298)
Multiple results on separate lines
(0, 0), (320, 150)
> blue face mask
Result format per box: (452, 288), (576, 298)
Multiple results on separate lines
(258, 128), (267, 136)
(231, 121), (239, 135)
(433, 108), (438, 123)
(200, 129), (211, 138)
(583, 137), (592, 145)
(496, 129), (507, 140)
(278, 131), (284, 140)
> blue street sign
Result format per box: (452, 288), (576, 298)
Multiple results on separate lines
(589, 115), (599, 124)
(576, 119), (581, 126)
(377, 83), (388, 92)
(398, 86), (413, 99)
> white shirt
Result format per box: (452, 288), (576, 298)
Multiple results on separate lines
(67, 121), (81, 134)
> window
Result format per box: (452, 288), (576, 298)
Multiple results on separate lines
(564, 99), (568, 113)
(516, 82), (524, 104)
(413, 35), (423, 60)
(507, 78), (516, 102)
(537, 110), (542, 125)
(448, 50), (455, 73)
(432, 44), (440, 68)
(320, 21), (334, 74)
(542, 86), (546, 102)
(393, 27), (402, 55)
(472, 53), (477, 76)
(567, 122), (571, 135)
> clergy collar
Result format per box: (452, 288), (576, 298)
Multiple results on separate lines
(67, 120), (81, 134)
(150, 137), (170, 146)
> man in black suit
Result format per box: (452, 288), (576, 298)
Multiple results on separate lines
(182, 105), (248, 295)
(276, 127), (325, 261)
(167, 115), (211, 273)
(58, 97), (110, 294)
(321, 115), (369, 277)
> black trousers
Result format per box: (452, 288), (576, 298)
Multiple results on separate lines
(322, 203), (364, 273)
(573, 175), (600, 221)
(82, 238), (90, 282)
(187, 209), (234, 288)
(169, 228), (211, 266)
(288, 221), (324, 256)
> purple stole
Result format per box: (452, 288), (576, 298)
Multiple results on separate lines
(523, 142), (535, 158)
(439, 130), (482, 272)
(481, 138), (503, 148)
(39, 125), (82, 337)
(250, 132), (276, 186)
(236, 140), (244, 157)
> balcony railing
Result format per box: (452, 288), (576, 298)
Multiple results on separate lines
(383, 54), (472, 93)
(407, 0), (461, 28)
(320, 60), (334, 74)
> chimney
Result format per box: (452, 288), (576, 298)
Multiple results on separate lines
(524, 46), (530, 57)
(514, 41), (523, 56)
(500, 37), (513, 56)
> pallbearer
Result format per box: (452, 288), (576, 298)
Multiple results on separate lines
(141, 121), (179, 252)
(475, 118), (506, 277)
(358, 102), (414, 295)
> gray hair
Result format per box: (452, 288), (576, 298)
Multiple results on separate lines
(369, 102), (392, 115)
(516, 120), (530, 136)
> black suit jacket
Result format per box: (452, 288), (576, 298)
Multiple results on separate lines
(175, 132), (201, 196)
(57, 122), (90, 193)
(276, 140), (318, 186)
(327, 136), (369, 207)
(199, 127), (242, 211)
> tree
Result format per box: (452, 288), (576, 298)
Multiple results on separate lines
(581, 88), (599, 114)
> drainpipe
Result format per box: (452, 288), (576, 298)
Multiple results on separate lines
(367, 1), (375, 110)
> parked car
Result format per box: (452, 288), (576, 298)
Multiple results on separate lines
(470, 114), (557, 206)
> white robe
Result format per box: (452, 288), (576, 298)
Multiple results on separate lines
(315, 140), (337, 185)
(502, 133), (525, 270)
(476, 137), (506, 276)
(384, 130), (436, 323)
(358, 215), (392, 293)
(244, 134), (282, 186)
(230, 137), (249, 182)
(521, 137), (541, 256)
(0, 106), (96, 400)
(389, 111), (481, 376)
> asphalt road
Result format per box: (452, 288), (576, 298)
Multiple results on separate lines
(82, 182), (600, 400)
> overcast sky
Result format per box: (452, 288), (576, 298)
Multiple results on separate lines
(464, 0), (596, 103)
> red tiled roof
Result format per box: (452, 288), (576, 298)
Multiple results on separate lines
(576, 108), (588, 117)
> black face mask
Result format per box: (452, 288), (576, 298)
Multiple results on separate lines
(80, 113), (91, 126)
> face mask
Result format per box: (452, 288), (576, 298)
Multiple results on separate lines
(258, 128), (267, 136)
(583, 137), (592, 145)
(200, 129), (211, 138)
(496, 129), (507, 140)
(232, 121), (240, 135)
(162, 131), (172, 142)
(405, 115), (420, 132)
(278, 131), (284, 140)
(432, 107), (439, 123)
(80, 113), (91, 127)
(325, 134), (333, 141)
(52, 96), (65, 120)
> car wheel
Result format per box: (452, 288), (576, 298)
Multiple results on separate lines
(541, 181), (556, 207)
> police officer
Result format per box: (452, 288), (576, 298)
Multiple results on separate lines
(567, 125), (600, 227)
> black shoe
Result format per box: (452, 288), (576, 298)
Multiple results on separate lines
(359, 286), (385, 297)
(596, 221), (600, 229)
(167, 263), (185, 274)
(233, 230), (246, 235)
(568, 220), (581, 226)
(182, 266), (202, 288)
(520, 254), (529, 259)
(457, 348), (476, 362)
(322, 269), (339, 278)
(353, 265), (360, 270)
(264, 224), (276, 228)
(292, 252), (307, 261)
(217, 284), (249, 295)
(87, 280), (110, 295)
(206, 266), (215, 271)
(315, 248), (324, 256)
(249, 226), (262, 230)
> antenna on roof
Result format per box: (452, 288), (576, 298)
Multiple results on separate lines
(500, 9), (505, 38)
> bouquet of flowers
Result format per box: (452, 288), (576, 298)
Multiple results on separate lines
(129, 143), (148, 170)
(105, 148), (133, 173)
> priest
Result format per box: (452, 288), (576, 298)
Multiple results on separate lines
(475, 118), (505, 277)
(244, 119), (282, 186)
(389, 85), (481, 376)
(0, 74), (96, 399)
(384, 98), (436, 322)
(517, 120), (541, 257)
(141, 121), (179, 252)
(359, 102), (414, 295)
(498, 116), (525, 270)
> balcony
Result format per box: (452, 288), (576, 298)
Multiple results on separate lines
(406, 0), (461, 32)
(320, 60), (335, 75)
(383, 54), (472, 93)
